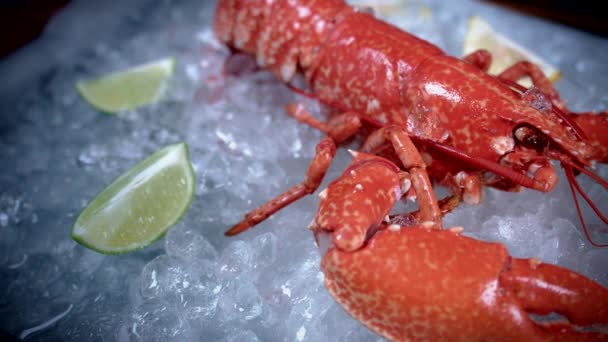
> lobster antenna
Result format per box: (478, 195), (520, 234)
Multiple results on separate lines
(561, 159), (608, 224)
(551, 106), (587, 140)
(564, 159), (608, 190)
(563, 164), (608, 247)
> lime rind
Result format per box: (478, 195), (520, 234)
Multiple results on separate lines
(71, 142), (195, 255)
(76, 57), (175, 114)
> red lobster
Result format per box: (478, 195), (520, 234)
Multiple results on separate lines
(213, 0), (608, 340)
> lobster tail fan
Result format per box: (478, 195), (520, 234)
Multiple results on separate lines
(562, 162), (608, 248)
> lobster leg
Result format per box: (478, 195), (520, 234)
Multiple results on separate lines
(454, 170), (484, 204)
(498, 60), (562, 105)
(225, 137), (336, 236)
(463, 49), (492, 72)
(361, 126), (443, 228)
(390, 194), (461, 226)
(286, 103), (362, 143)
(499, 151), (559, 192)
(225, 102), (368, 236)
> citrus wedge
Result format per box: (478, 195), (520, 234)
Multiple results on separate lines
(76, 58), (175, 113)
(464, 16), (560, 87)
(71, 142), (195, 254)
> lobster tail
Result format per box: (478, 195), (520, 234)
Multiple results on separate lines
(213, 0), (353, 82)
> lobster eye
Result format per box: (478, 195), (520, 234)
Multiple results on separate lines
(514, 125), (548, 151)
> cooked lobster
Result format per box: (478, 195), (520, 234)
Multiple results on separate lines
(214, 0), (607, 242)
(212, 0), (608, 340)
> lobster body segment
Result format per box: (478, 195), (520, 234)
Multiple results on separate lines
(214, 0), (355, 82)
(308, 11), (444, 130)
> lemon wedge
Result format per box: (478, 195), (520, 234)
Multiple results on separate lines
(464, 16), (560, 87)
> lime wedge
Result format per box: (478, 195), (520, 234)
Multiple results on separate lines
(76, 58), (175, 113)
(72, 142), (196, 254)
(464, 16), (560, 88)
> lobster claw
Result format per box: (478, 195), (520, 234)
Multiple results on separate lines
(321, 226), (608, 341)
(308, 151), (408, 252)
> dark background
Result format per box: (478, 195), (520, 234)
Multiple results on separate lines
(0, 0), (607, 59)
(0, 0), (69, 58)
(486, 0), (608, 38)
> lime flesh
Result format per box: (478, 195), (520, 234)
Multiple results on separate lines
(72, 142), (195, 254)
(76, 58), (175, 113)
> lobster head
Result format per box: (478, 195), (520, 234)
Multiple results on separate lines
(405, 56), (600, 194)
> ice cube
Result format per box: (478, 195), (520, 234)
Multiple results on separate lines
(139, 255), (220, 319)
(164, 224), (219, 262)
(217, 278), (262, 322)
(222, 329), (260, 342)
(217, 240), (254, 279)
(120, 300), (195, 341)
(251, 232), (278, 270)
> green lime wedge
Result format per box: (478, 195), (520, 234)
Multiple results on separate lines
(72, 142), (196, 254)
(76, 58), (175, 113)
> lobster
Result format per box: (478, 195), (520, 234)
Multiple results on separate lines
(214, 0), (608, 241)
(212, 0), (608, 340)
